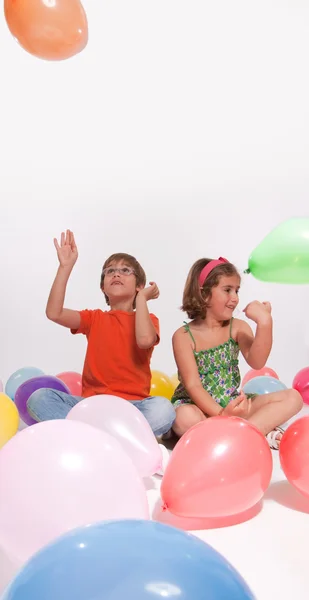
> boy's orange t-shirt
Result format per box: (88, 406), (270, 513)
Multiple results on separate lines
(71, 309), (160, 400)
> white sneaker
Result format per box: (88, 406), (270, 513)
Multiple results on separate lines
(155, 444), (170, 477)
(266, 426), (285, 450)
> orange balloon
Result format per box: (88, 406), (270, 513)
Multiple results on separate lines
(161, 416), (272, 518)
(4, 0), (88, 61)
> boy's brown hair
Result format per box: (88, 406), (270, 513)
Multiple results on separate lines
(100, 252), (146, 307)
(182, 258), (240, 320)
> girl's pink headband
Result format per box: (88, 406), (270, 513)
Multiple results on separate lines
(198, 257), (229, 287)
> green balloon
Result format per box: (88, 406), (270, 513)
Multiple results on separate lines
(247, 217), (309, 284)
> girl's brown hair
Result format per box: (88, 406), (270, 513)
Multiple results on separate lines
(100, 252), (146, 306)
(182, 258), (240, 320)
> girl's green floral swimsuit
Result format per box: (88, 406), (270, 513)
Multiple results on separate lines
(171, 319), (255, 409)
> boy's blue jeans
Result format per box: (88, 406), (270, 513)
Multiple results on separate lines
(27, 388), (176, 437)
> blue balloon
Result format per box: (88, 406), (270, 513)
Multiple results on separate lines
(5, 367), (44, 401)
(243, 375), (287, 396)
(3, 520), (255, 599)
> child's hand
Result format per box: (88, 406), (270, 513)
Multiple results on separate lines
(138, 282), (160, 301)
(222, 391), (251, 419)
(54, 230), (78, 269)
(243, 301), (272, 325)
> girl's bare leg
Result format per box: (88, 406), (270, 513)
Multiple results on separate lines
(247, 388), (303, 443)
(173, 404), (206, 437)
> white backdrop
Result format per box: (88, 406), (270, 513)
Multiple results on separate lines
(0, 0), (309, 387)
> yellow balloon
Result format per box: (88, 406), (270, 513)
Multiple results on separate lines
(170, 373), (180, 391)
(0, 393), (19, 448)
(150, 371), (174, 400)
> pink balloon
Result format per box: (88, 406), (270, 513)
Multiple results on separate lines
(56, 371), (82, 396)
(293, 367), (309, 405)
(161, 416), (272, 518)
(242, 366), (279, 387)
(0, 420), (149, 563)
(67, 395), (162, 478)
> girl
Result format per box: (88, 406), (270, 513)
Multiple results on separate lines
(171, 257), (302, 448)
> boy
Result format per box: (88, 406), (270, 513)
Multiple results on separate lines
(27, 230), (176, 437)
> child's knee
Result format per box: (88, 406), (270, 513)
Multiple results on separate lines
(287, 388), (303, 413)
(26, 389), (46, 420)
(174, 404), (204, 433)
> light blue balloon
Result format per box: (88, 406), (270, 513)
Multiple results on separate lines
(5, 367), (45, 401)
(243, 375), (287, 396)
(3, 520), (255, 600)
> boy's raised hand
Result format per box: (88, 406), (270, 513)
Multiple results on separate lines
(138, 282), (160, 301)
(54, 230), (78, 269)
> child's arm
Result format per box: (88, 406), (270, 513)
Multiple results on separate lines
(172, 328), (223, 416)
(236, 301), (273, 370)
(46, 230), (81, 330)
(135, 283), (159, 349)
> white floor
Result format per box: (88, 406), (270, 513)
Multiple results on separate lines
(1, 408), (309, 599)
(150, 450), (309, 599)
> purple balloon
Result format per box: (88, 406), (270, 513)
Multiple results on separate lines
(15, 376), (70, 425)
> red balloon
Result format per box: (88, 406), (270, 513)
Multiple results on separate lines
(161, 417), (272, 518)
(280, 416), (309, 497)
(292, 367), (309, 405)
(56, 372), (82, 396)
(242, 366), (279, 387)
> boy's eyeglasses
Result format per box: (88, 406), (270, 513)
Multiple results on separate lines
(102, 267), (135, 277)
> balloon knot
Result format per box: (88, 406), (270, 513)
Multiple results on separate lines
(243, 268), (251, 274)
(162, 503), (168, 512)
